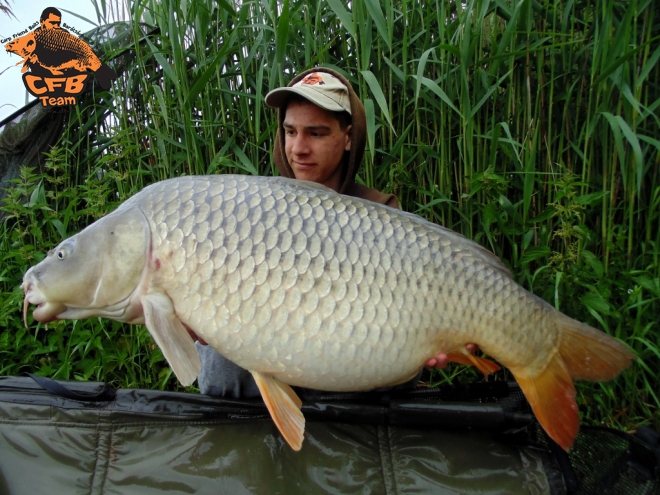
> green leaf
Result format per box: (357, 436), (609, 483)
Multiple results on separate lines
(633, 276), (660, 297)
(414, 48), (434, 106)
(519, 246), (551, 264)
(230, 143), (259, 176)
(364, 0), (391, 50)
(185, 34), (235, 105)
(581, 250), (604, 278)
(581, 292), (611, 316)
(615, 115), (644, 195)
(325, 0), (357, 39)
(593, 41), (653, 87)
(364, 98), (376, 157)
(275, 0), (290, 67)
(574, 191), (608, 206)
(152, 85), (169, 128)
(470, 69), (512, 118)
(416, 76), (463, 118)
(360, 70), (395, 133)
(50, 219), (66, 239)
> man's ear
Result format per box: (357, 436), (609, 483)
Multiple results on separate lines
(344, 125), (352, 151)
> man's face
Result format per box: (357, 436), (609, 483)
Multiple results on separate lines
(41, 14), (62, 29)
(283, 100), (351, 192)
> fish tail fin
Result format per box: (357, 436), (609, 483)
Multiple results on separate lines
(95, 63), (117, 90)
(511, 314), (636, 452)
(554, 314), (636, 382)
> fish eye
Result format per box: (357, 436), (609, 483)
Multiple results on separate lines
(56, 250), (67, 260)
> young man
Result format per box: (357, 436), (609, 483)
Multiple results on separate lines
(196, 68), (470, 396)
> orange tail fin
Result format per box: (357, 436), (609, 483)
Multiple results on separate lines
(511, 314), (636, 452)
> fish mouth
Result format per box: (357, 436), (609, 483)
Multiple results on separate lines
(21, 278), (66, 327)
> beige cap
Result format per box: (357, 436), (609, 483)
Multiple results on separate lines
(265, 71), (352, 115)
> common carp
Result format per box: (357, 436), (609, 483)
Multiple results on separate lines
(21, 175), (635, 451)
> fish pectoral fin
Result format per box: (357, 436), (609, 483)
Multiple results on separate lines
(251, 371), (305, 451)
(446, 350), (501, 376)
(141, 292), (201, 387)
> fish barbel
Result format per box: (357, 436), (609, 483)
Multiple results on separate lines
(21, 175), (635, 451)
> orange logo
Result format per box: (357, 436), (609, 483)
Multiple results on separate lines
(301, 73), (325, 86)
(3, 7), (117, 107)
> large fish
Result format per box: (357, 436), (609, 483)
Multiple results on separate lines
(21, 175), (635, 451)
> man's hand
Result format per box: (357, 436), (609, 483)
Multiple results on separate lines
(425, 344), (479, 369)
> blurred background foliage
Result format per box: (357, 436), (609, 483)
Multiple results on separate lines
(0, 0), (658, 432)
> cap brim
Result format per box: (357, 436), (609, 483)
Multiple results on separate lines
(265, 87), (348, 113)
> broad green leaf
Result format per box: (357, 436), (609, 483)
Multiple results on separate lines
(416, 76), (463, 118)
(275, 0), (290, 67)
(231, 143), (260, 176)
(325, 0), (357, 39)
(152, 85), (169, 128)
(144, 37), (178, 88)
(581, 292), (612, 316)
(415, 48), (434, 106)
(470, 69), (512, 117)
(186, 31), (237, 105)
(50, 219), (66, 239)
(638, 134), (660, 152)
(581, 250), (604, 278)
(615, 115), (644, 195)
(364, 98), (376, 157)
(383, 57), (405, 83)
(636, 44), (660, 89)
(360, 70), (395, 133)
(601, 112), (627, 188)
(520, 246), (551, 264)
(364, 0), (391, 50)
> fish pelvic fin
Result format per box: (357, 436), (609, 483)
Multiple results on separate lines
(446, 351), (501, 376)
(511, 359), (578, 452)
(141, 292), (201, 387)
(251, 371), (305, 451)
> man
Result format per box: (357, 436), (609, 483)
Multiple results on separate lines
(39, 7), (65, 31)
(197, 68), (473, 397)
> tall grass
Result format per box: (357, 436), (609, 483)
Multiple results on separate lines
(0, 0), (658, 431)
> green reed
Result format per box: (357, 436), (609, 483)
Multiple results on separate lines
(0, 0), (657, 429)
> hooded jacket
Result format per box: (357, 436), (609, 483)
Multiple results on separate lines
(271, 67), (398, 208)
(196, 68), (401, 400)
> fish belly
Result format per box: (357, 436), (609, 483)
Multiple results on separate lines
(137, 175), (554, 391)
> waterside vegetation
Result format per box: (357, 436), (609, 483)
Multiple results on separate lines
(0, 0), (658, 433)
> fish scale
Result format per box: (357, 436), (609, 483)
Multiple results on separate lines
(134, 175), (533, 388)
(22, 174), (635, 452)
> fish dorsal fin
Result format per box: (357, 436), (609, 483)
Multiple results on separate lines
(141, 291), (201, 387)
(251, 371), (305, 451)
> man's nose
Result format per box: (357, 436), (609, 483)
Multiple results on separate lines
(291, 134), (309, 154)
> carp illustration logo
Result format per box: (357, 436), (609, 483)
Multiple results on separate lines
(301, 73), (325, 86)
(4, 7), (117, 107)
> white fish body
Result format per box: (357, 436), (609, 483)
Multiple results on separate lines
(22, 175), (635, 451)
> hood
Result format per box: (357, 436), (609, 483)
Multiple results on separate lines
(272, 67), (367, 196)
